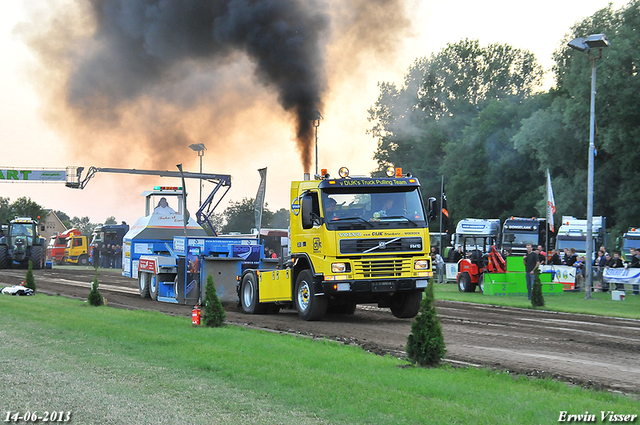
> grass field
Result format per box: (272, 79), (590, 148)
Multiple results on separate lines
(0, 294), (638, 425)
(435, 282), (640, 320)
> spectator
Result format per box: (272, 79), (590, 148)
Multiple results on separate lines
(565, 248), (577, 266)
(549, 249), (562, 265)
(536, 246), (546, 265)
(452, 245), (464, 263)
(523, 244), (540, 300)
(610, 252), (625, 291)
(626, 248), (640, 295)
(106, 244), (113, 268)
(431, 251), (445, 284)
(604, 253), (615, 268)
(92, 242), (100, 268)
(574, 256), (586, 288)
(628, 248), (640, 268)
(99, 243), (108, 268)
(537, 245), (547, 264)
(611, 252), (624, 268)
(594, 251), (607, 291)
(113, 244), (122, 268)
(562, 248), (570, 264)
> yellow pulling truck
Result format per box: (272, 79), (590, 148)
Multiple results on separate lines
(238, 167), (436, 321)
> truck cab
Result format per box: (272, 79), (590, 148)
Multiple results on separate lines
(555, 215), (606, 259)
(64, 234), (90, 265)
(238, 167), (436, 321)
(452, 218), (501, 252)
(616, 227), (640, 262)
(502, 217), (547, 256)
(47, 228), (81, 264)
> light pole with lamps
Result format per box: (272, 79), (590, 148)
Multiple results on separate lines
(567, 33), (609, 299)
(189, 143), (206, 207)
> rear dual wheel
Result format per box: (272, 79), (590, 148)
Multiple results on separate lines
(240, 272), (268, 314)
(139, 272), (150, 298)
(149, 274), (158, 300)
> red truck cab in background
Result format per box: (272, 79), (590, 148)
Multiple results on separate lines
(46, 228), (81, 264)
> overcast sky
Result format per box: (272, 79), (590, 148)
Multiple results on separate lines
(0, 0), (617, 226)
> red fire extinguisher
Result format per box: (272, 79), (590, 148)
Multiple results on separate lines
(192, 305), (201, 326)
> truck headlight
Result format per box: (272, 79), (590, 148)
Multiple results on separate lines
(332, 262), (347, 273)
(414, 259), (430, 270)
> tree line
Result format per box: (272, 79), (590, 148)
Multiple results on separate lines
(368, 1), (639, 242)
(0, 196), (288, 237)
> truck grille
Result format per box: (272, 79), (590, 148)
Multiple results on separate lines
(354, 258), (412, 278)
(339, 237), (423, 255)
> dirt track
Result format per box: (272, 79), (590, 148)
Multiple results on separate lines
(2, 267), (639, 394)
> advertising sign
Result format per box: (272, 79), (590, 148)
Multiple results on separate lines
(0, 168), (67, 181)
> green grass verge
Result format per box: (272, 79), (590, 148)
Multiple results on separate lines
(0, 295), (638, 424)
(436, 283), (640, 320)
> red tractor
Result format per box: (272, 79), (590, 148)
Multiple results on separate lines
(456, 236), (505, 293)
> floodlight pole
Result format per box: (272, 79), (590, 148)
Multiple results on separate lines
(313, 111), (323, 177)
(567, 34), (608, 299)
(585, 50), (600, 300)
(189, 143), (207, 207)
(198, 149), (204, 206)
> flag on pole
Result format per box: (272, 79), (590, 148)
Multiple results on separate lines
(546, 169), (556, 233)
(254, 168), (267, 231)
(441, 183), (450, 233)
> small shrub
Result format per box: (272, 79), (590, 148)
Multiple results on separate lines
(406, 281), (446, 366)
(88, 271), (104, 306)
(202, 274), (225, 327)
(24, 260), (36, 292)
(531, 268), (545, 307)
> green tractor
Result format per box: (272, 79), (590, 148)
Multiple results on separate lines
(0, 217), (45, 269)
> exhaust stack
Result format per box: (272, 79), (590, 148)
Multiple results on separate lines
(303, 173), (310, 181)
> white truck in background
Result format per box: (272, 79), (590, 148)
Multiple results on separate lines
(555, 215), (606, 259)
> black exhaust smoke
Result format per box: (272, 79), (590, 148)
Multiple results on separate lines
(21, 0), (412, 173)
(66, 0), (327, 172)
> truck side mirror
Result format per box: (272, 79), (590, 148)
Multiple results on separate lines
(504, 234), (515, 243)
(301, 195), (314, 229)
(427, 197), (437, 222)
(301, 192), (322, 229)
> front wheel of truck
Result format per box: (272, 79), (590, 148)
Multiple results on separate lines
(390, 290), (422, 318)
(295, 270), (327, 321)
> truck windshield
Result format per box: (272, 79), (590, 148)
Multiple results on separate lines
(321, 187), (426, 230)
(622, 237), (640, 253)
(503, 231), (539, 247)
(556, 237), (592, 253)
